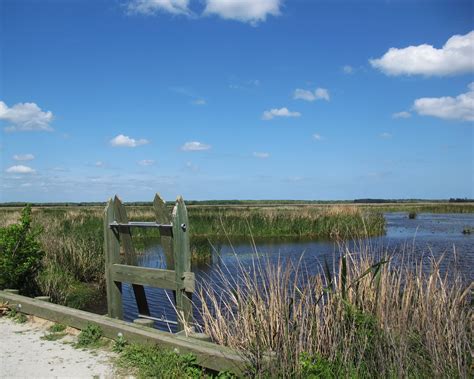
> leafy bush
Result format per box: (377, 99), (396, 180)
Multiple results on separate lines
(0, 205), (43, 294)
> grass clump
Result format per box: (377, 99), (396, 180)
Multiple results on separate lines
(197, 245), (472, 378)
(117, 344), (204, 378)
(75, 323), (104, 348)
(49, 323), (67, 333)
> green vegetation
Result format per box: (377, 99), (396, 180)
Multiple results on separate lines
(75, 323), (104, 348)
(49, 323), (67, 333)
(0, 205), (43, 295)
(197, 247), (472, 377)
(117, 344), (205, 378)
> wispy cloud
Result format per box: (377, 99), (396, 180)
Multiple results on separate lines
(181, 141), (211, 151)
(95, 161), (105, 167)
(342, 65), (354, 74)
(262, 107), (301, 120)
(293, 88), (330, 102)
(127, 0), (192, 16)
(312, 133), (324, 141)
(138, 159), (155, 166)
(380, 132), (393, 139)
(253, 152), (270, 159)
(392, 111), (411, 119)
(204, 0), (281, 25)
(110, 134), (149, 147)
(412, 82), (474, 122)
(370, 30), (474, 76)
(6, 165), (36, 174)
(191, 98), (206, 105)
(13, 154), (35, 161)
(0, 101), (54, 132)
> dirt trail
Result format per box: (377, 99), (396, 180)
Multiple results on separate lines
(0, 316), (116, 378)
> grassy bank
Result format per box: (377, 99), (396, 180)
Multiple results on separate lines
(197, 246), (472, 377)
(0, 204), (384, 309)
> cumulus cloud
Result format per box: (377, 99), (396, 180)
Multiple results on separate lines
(262, 107), (301, 120)
(138, 159), (155, 166)
(13, 154), (35, 161)
(253, 152), (270, 159)
(412, 82), (474, 122)
(370, 31), (474, 76)
(0, 101), (54, 132)
(127, 0), (191, 15)
(110, 134), (149, 147)
(293, 88), (330, 102)
(392, 111), (411, 119)
(6, 165), (35, 174)
(181, 141), (211, 151)
(204, 0), (281, 24)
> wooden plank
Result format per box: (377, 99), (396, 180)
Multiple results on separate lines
(104, 199), (123, 319)
(153, 193), (174, 269)
(113, 196), (150, 316)
(0, 291), (245, 375)
(172, 196), (193, 331)
(110, 264), (195, 293)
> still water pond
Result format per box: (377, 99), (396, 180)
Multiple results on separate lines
(122, 212), (474, 330)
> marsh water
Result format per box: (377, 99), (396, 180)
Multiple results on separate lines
(122, 212), (474, 331)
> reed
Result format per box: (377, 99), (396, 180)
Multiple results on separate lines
(196, 244), (472, 377)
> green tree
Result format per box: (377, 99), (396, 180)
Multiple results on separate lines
(0, 205), (43, 294)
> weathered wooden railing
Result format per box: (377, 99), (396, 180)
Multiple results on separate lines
(104, 194), (193, 331)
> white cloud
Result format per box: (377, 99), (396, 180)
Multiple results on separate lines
(127, 0), (191, 16)
(95, 161), (105, 167)
(293, 88), (330, 102)
(110, 134), (149, 147)
(370, 31), (474, 76)
(262, 107), (301, 120)
(192, 98), (206, 105)
(253, 152), (270, 159)
(0, 101), (53, 132)
(342, 65), (354, 74)
(380, 132), (392, 139)
(6, 165), (35, 174)
(312, 133), (323, 141)
(204, 0), (281, 24)
(392, 111), (411, 119)
(412, 82), (474, 122)
(138, 159), (155, 166)
(13, 154), (35, 161)
(181, 141), (211, 151)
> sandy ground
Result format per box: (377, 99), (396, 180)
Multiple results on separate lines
(0, 316), (117, 378)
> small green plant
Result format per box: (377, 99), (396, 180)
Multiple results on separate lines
(42, 332), (67, 341)
(117, 344), (204, 378)
(462, 227), (473, 234)
(0, 205), (43, 294)
(76, 323), (103, 348)
(113, 333), (128, 353)
(49, 323), (67, 333)
(14, 313), (27, 323)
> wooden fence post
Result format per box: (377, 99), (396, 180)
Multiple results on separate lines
(113, 196), (150, 317)
(104, 198), (123, 319)
(172, 196), (193, 331)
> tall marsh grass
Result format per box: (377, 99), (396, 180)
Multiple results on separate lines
(196, 245), (472, 377)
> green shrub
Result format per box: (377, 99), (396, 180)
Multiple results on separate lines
(0, 205), (43, 294)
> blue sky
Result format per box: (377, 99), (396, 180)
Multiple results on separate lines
(1, 0), (473, 202)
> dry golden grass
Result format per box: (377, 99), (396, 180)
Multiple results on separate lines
(196, 244), (472, 377)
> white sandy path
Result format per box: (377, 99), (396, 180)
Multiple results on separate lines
(0, 317), (116, 378)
